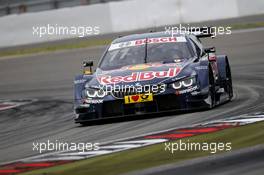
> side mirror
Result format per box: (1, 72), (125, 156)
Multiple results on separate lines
(83, 60), (93, 75)
(204, 47), (217, 61)
(204, 47), (216, 53)
(83, 60), (93, 67)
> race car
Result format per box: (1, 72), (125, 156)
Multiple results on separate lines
(74, 28), (233, 124)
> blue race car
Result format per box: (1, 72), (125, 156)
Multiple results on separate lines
(74, 29), (233, 124)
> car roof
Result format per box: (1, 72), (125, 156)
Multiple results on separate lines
(112, 31), (187, 44)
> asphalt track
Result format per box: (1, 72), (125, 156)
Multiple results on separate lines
(0, 27), (264, 170)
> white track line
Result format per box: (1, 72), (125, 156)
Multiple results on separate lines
(117, 139), (167, 144)
(100, 144), (140, 149)
(23, 156), (85, 162)
(58, 150), (112, 156)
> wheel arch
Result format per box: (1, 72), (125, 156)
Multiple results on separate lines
(216, 55), (231, 81)
(74, 74), (93, 101)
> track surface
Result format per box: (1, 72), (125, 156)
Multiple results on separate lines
(0, 28), (264, 164)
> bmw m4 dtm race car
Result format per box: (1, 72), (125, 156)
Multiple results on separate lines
(74, 28), (233, 124)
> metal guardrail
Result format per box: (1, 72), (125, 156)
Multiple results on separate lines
(0, 0), (122, 17)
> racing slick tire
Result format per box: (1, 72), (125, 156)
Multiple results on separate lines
(225, 64), (233, 101)
(206, 67), (216, 109)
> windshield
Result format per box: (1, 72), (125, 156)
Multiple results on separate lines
(99, 37), (194, 70)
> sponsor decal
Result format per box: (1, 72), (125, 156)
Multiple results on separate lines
(100, 62), (182, 74)
(74, 79), (86, 84)
(126, 64), (152, 70)
(124, 64), (152, 71)
(84, 99), (103, 104)
(98, 67), (181, 85)
(108, 37), (187, 51)
(122, 62), (182, 71)
(176, 85), (198, 95)
(195, 66), (208, 70)
(191, 91), (200, 95)
(124, 93), (153, 104)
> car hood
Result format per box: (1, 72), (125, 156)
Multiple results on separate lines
(87, 60), (194, 87)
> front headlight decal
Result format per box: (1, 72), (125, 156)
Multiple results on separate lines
(85, 88), (106, 98)
(171, 77), (196, 90)
(182, 78), (193, 87)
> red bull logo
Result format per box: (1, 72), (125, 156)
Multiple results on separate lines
(98, 67), (181, 84)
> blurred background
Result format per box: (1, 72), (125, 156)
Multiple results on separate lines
(0, 0), (263, 49)
(0, 0), (116, 16)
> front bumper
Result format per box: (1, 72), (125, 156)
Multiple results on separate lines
(74, 86), (209, 123)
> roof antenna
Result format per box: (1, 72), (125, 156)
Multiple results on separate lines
(144, 38), (148, 63)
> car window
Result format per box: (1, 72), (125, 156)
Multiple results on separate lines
(189, 36), (203, 57)
(99, 38), (194, 70)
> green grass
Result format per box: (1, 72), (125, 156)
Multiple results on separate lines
(0, 39), (112, 58)
(21, 121), (264, 175)
(230, 22), (264, 30)
(1, 22), (264, 58)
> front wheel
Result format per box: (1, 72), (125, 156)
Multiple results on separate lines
(226, 65), (233, 101)
(205, 70), (216, 109)
(207, 84), (216, 109)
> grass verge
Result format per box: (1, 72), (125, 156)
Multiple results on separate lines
(0, 39), (112, 58)
(1, 22), (264, 58)
(21, 121), (264, 175)
(230, 22), (264, 30)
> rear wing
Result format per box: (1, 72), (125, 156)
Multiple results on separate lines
(189, 27), (215, 38)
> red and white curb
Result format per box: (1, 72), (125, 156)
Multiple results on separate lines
(0, 99), (36, 111)
(0, 112), (264, 174)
